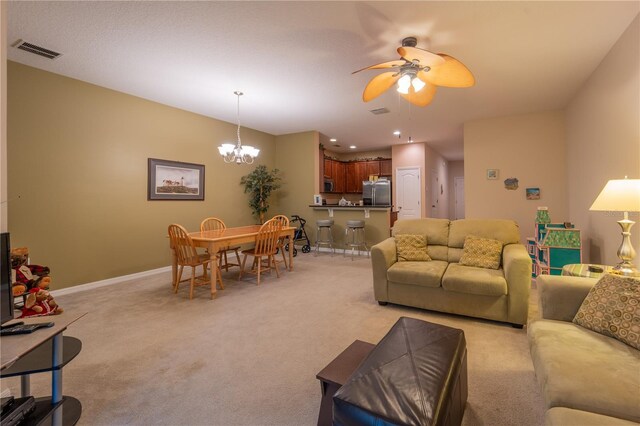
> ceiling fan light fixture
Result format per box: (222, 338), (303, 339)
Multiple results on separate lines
(412, 77), (425, 92)
(397, 74), (411, 94)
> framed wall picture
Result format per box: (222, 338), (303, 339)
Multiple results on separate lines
(526, 187), (541, 200)
(487, 169), (499, 180)
(313, 194), (322, 205)
(148, 158), (205, 200)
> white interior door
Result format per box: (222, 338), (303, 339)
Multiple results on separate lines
(454, 176), (465, 219)
(396, 167), (421, 219)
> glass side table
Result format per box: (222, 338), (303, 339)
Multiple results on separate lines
(561, 264), (613, 279)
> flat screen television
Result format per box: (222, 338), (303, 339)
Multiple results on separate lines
(1, 232), (14, 325)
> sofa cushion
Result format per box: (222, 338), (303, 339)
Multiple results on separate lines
(442, 263), (507, 296)
(573, 273), (640, 350)
(545, 407), (640, 426)
(448, 219), (521, 248)
(396, 234), (431, 262)
(459, 235), (502, 269)
(387, 260), (448, 288)
(528, 319), (640, 423)
(393, 218), (450, 261)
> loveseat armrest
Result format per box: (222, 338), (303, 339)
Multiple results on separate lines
(536, 274), (598, 322)
(370, 237), (397, 302)
(502, 243), (532, 325)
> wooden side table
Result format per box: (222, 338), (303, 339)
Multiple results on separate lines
(316, 340), (374, 426)
(561, 264), (613, 279)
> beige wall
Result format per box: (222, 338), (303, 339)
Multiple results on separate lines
(7, 62), (277, 289)
(274, 131), (319, 222)
(464, 111), (568, 242)
(425, 145), (449, 219)
(448, 160), (464, 220)
(392, 142), (426, 216)
(566, 14), (640, 266)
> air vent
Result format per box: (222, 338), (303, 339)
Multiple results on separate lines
(12, 39), (62, 60)
(369, 107), (390, 115)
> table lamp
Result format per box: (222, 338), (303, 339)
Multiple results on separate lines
(589, 177), (640, 276)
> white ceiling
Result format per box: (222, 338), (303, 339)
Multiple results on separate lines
(7, 1), (639, 160)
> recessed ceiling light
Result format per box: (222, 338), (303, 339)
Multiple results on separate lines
(330, 138), (337, 142)
(349, 145), (357, 149)
(393, 130), (401, 136)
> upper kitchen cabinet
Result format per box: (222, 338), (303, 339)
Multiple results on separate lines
(324, 158), (345, 193)
(333, 160), (345, 193)
(364, 161), (380, 178)
(380, 159), (392, 176)
(345, 162), (365, 193)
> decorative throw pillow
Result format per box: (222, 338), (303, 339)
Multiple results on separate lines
(573, 274), (640, 350)
(459, 235), (502, 269)
(395, 234), (431, 262)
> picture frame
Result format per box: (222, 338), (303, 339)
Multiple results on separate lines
(313, 194), (322, 205)
(526, 187), (541, 200)
(147, 158), (205, 201)
(486, 169), (499, 180)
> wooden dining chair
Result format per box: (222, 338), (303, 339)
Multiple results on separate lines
(200, 217), (241, 272)
(168, 224), (222, 299)
(271, 215), (290, 270)
(238, 218), (283, 284)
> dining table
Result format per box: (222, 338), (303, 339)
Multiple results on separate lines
(170, 225), (296, 299)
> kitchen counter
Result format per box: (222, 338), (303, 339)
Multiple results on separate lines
(309, 204), (391, 210)
(305, 205), (395, 245)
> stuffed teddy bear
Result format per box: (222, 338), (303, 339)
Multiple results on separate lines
(10, 247), (52, 296)
(20, 288), (63, 318)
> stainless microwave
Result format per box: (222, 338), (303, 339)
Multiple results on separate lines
(324, 178), (334, 192)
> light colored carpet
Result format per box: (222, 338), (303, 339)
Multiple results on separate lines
(2, 254), (545, 426)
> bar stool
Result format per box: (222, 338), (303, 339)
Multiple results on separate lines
(344, 220), (369, 260)
(315, 219), (335, 255)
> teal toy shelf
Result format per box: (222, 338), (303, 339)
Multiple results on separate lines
(530, 222), (582, 278)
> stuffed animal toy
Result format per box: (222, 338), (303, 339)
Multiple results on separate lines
(20, 288), (63, 318)
(10, 247), (52, 296)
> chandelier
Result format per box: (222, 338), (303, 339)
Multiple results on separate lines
(218, 91), (259, 164)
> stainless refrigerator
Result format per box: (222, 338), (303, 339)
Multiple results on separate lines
(362, 180), (391, 206)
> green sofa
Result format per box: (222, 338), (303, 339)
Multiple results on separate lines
(528, 275), (640, 425)
(370, 218), (531, 326)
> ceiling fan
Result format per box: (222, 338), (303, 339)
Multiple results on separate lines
(353, 37), (475, 107)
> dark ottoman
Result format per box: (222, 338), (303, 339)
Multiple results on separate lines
(332, 317), (467, 426)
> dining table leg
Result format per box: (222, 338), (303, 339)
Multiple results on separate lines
(171, 247), (178, 288)
(209, 242), (219, 299)
(288, 229), (294, 271)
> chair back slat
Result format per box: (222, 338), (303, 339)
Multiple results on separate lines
(254, 218), (282, 256)
(168, 224), (199, 265)
(200, 217), (226, 232)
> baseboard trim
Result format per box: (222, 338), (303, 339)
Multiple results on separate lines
(51, 266), (172, 297)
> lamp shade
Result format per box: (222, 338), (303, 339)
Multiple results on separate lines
(589, 179), (640, 212)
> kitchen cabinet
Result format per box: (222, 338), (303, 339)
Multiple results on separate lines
(323, 158), (332, 178)
(364, 161), (380, 178)
(323, 155), (392, 194)
(380, 159), (392, 176)
(333, 161), (345, 193)
(345, 162), (360, 193)
(324, 158), (345, 193)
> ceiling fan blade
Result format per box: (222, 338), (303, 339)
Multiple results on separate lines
(397, 46), (445, 68)
(399, 81), (437, 107)
(419, 54), (475, 87)
(363, 72), (400, 102)
(352, 60), (406, 74)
